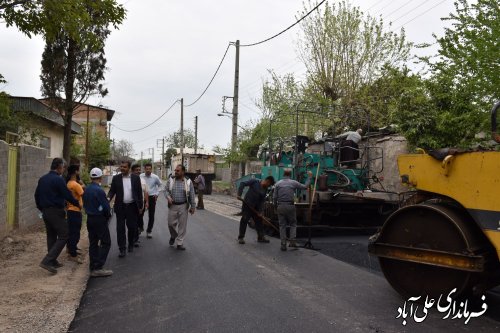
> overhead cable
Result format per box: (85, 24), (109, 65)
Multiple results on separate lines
(111, 100), (179, 132)
(394, 0), (448, 30)
(240, 0), (328, 47)
(185, 43), (231, 107)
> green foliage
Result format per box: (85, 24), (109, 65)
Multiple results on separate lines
(162, 147), (178, 167)
(165, 129), (199, 150)
(423, 0), (499, 111)
(1, 0), (126, 49)
(112, 139), (134, 161)
(297, 0), (411, 103)
(0, 93), (42, 144)
(87, 130), (111, 169)
(134, 158), (152, 167)
(71, 128), (111, 169)
(1, 0), (126, 162)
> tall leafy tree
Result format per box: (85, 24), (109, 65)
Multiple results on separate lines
(165, 129), (199, 150)
(1, 0), (125, 162)
(424, 0), (499, 110)
(297, 0), (411, 104)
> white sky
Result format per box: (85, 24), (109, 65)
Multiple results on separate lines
(0, 0), (455, 160)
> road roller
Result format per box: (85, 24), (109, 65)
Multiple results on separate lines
(369, 102), (500, 299)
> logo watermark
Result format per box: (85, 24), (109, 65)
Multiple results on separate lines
(396, 288), (488, 325)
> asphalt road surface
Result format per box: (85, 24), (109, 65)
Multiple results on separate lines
(70, 195), (500, 332)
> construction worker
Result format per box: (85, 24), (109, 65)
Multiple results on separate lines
(273, 169), (312, 251)
(237, 176), (275, 244)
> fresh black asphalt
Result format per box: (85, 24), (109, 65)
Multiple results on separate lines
(69, 195), (500, 332)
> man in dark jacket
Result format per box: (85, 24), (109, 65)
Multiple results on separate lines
(108, 161), (143, 257)
(237, 176), (275, 244)
(35, 158), (80, 274)
(83, 168), (113, 277)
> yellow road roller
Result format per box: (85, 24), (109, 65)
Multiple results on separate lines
(369, 102), (500, 298)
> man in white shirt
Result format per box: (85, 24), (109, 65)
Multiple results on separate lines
(338, 128), (363, 168)
(140, 163), (163, 238)
(132, 164), (149, 245)
(108, 161), (144, 257)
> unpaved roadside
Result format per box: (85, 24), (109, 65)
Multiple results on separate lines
(0, 223), (89, 333)
(0, 194), (239, 333)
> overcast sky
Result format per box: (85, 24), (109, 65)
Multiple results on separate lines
(0, 0), (455, 160)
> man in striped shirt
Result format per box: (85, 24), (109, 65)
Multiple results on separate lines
(165, 164), (196, 250)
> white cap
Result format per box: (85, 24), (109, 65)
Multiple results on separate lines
(90, 168), (103, 178)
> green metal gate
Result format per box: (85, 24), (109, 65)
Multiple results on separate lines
(7, 145), (18, 228)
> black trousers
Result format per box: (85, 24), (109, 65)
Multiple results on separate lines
(41, 207), (68, 265)
(116, 203), (139, 250)
(87, 215), (111, 271)
(146, 196), (157, 233)
(238, 205), (264, 238)
(67, 210), (82, 257)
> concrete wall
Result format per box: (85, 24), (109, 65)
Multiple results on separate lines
(368, 135), (409, 193)
(0, 140), (9, 236)
(16, 144), (51, 229)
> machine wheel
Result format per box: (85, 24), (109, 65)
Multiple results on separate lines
(377, 203), (480, 299)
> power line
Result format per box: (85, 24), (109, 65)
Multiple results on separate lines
(240, 0), (328, 47)
(390, 0), (433, 24)
(384, 0), (413, 19)
(394, 0), (449, 30)
(185, 43), (231, 107)
(111, 100), (179, 132)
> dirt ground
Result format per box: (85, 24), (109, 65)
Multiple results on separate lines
(0, 223), (89, 333)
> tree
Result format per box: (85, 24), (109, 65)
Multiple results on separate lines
(40, 2), (125, 163)
(424, 0), (499, 111)
(165, 129), (199, 149)
(112, 139), (134, 162)
(297, 0), (411, 104)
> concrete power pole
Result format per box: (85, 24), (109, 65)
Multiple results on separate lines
(230, 40), (240, 191)
(194, 116), (198, 154)
(180, 98), (184, 157)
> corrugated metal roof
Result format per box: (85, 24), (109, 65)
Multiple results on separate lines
(39, 98), (115, 121)
(9, 97), (82, 134)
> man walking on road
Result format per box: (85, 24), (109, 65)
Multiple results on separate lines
(108, 161), (143, 257)
(165, 164), (196, 250)
(83, 168), (113, 277)
(273, 170), (312, 251)
(194, 169), (205, 210)
(140, 162), (162, 238)
(35, 158), (80, 274)
(237, 176), (275, 244)
(132, 164), (148, 246)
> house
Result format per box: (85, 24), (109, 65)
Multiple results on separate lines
(39, 98), (115, 145)
(5, 96), (82, 158)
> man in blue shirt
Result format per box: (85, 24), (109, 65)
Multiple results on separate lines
(35, 158), (80, 274)
(83, 168), (113, 277)
(237, 176), (275, 244)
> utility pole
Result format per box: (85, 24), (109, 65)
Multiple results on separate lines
(180, 98), (184, 156)
(230, 40), (240, 191)
(140, 151), (143, 170)
(194, 116), (198, 154)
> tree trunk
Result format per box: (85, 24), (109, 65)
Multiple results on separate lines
(62, 37), (77, 163)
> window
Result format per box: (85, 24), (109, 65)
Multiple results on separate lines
(39, 136), (51, 157)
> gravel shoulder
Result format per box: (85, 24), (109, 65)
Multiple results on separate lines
(0, 223), (90, 333)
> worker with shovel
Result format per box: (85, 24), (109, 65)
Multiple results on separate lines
(236, 176), (275, 244)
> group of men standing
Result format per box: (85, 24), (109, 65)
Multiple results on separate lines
(35, 158), (203, 276)
(35, 156), (310, 277)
